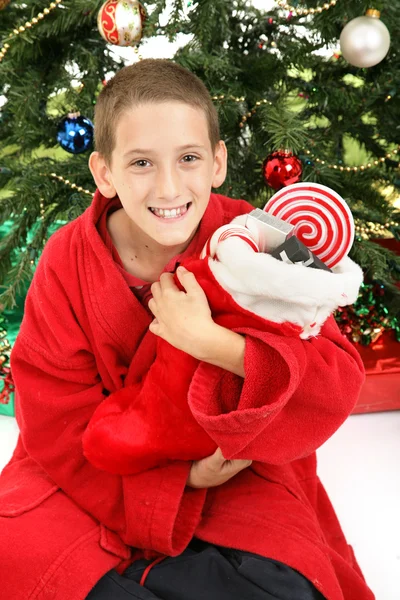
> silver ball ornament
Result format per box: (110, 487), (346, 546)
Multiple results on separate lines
(340, 11), (390, 68)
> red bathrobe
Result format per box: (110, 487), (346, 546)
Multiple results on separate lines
(0, 190), (374, 600)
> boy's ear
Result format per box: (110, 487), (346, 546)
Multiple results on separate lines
(211, 140), (228, 189)
(88, 152), (117, 198)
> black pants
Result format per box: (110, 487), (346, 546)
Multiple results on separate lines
(86, 539), (325, 600)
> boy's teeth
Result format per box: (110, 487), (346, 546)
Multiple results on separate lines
(150, 203), (189, 218)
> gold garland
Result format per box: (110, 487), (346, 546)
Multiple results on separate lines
(277, 0), (337, 16)
(0, 0), (62, 63)
(355, 218), (397, 239)
(48, 173), (94, 196)
(305, 148), (400, 172)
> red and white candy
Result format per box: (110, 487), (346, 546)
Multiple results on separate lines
(200, 224), (259, 259)
(264, 183), (355, 268)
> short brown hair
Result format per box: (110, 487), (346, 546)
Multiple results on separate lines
(93, 58), (220, 167)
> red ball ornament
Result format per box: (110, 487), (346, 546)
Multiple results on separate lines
(263, 150), (303, 190)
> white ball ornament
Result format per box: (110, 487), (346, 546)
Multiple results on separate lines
(340, 9), (390, 68)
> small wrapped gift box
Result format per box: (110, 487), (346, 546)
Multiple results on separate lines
(0, 366), (15, 417)
(0, 395), (14, 417)
(353, 329), (400, 414)
(352, 237), (400, 414)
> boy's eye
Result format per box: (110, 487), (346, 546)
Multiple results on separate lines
(130, 155), (199, 168)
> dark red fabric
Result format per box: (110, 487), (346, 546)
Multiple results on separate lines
(0, 191), (374, 600)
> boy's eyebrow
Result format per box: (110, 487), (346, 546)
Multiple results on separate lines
(124, 144), (207, 158)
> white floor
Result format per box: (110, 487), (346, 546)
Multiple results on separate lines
(1, 411), (399, 600)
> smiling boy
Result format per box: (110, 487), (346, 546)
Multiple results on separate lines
(0, 59), (374, 600)
(89, 95), (246, 377)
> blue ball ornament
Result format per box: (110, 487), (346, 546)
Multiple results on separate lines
(57, 112), (94, 154)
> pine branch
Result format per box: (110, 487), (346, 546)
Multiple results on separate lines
(258, 104), (309, 153)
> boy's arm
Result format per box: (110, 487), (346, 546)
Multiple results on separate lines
(195, 324), (246, 378)
(187, 315), (365, 464)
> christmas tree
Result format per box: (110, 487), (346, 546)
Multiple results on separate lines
(1, 0), (400, 404)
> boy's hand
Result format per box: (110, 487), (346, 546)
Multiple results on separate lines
(186, 448), (252, 489)
(148, 267), (216, 356)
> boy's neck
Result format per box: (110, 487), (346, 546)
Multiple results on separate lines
(107, 208), (191, 282)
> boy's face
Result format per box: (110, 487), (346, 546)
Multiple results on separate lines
(89, 101), (227, 254)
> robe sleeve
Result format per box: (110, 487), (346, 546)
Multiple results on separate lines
(188, 315), (365, 463)
(10, 254), (206, 556)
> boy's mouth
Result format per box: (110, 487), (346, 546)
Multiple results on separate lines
(148, 202), (192, 220)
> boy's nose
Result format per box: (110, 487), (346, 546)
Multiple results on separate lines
(156, 167), (183, 202)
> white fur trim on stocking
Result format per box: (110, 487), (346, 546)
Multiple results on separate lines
(208, 236), (363, 339)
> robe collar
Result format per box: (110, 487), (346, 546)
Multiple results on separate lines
(82, 190), (224, 362)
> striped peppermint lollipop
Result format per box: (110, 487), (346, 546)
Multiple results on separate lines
(264, 183), (355, 268)
(200, 224), (259, 259)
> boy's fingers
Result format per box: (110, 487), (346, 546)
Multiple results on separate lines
(206, 448), (225, 471)
(176, 267), (202, 293)
(148, 319), (160, 335)
(150, 281), (161, 300)
(230, 459), (253, 471)
(213, 447), (225, 459)
(188, 449), (252, 489)
(208, 448), (252, 472)
(148, 298), (157, 316)
(154, 275), (169, 294)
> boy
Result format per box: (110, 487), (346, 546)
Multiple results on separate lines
(0, 59), (374, 600)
